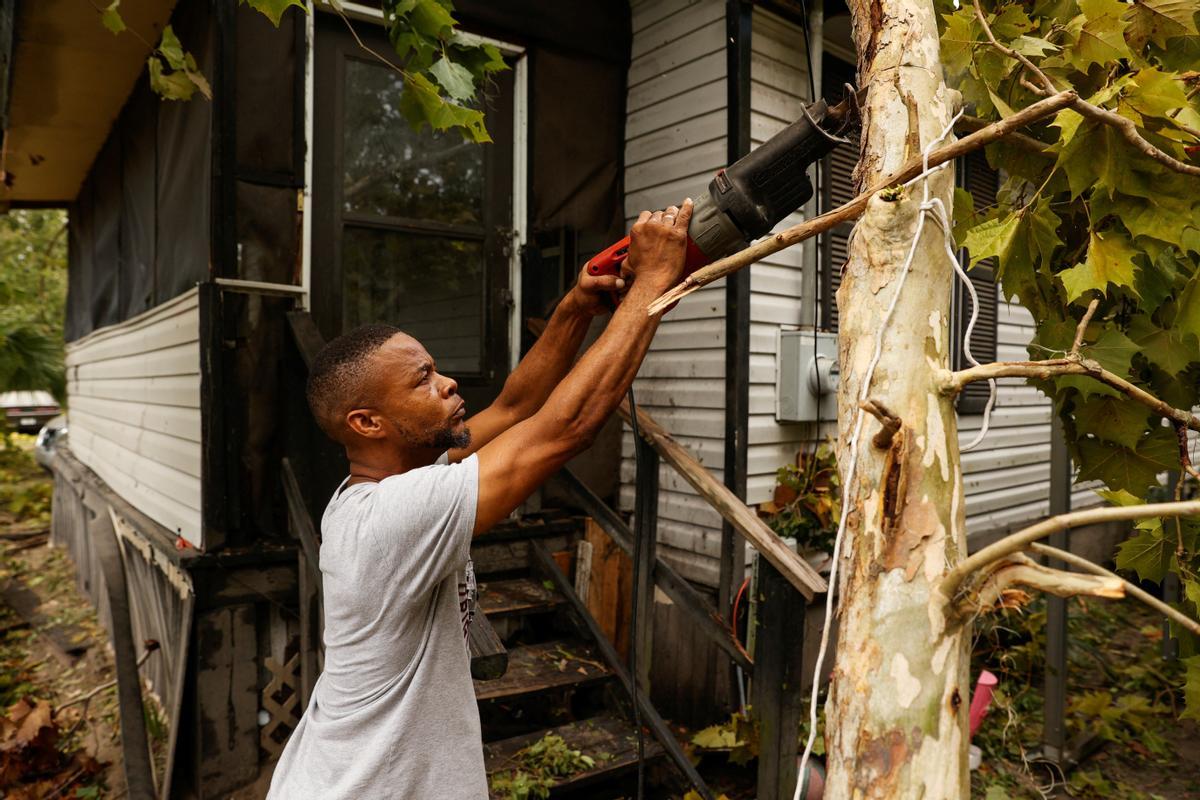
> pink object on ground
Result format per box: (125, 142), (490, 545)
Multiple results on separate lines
(969, 670), (999, 738)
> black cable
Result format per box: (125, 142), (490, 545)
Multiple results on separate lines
(627, 386), (646, 800)
(796, 0), (817, 103)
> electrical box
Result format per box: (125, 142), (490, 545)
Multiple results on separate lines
(776, 329), (839, 423)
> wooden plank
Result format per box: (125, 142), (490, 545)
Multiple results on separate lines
(0, 577), (90, 666)
(468, 612), (508, 681)
(632, 438), (659, 691)
(483, 716), (664, 794)
(473, 640), (611, 701)
(617, 400), (826, 598)
(287, 310), (326, 368)
(194, 604), (260, 796)
(476, 577), (563, 617)
(753, 560), (807, 800)
(585, 519), (632, 659)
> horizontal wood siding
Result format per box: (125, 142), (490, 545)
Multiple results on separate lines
(621, 0), (727, 586)
(65, 289), (203, 545)
(747, 8), (815, 505)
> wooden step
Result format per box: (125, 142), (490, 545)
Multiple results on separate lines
(474, 640), (611, 701)
(484, 715), (664, 797)
(476, 577), (564, 618)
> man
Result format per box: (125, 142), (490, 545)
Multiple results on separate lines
(267, 200), (694, 799)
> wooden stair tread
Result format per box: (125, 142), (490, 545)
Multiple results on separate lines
(476, 577), (564, 617)
(474, 640), (611, 701)
(484, 715), (664, 795)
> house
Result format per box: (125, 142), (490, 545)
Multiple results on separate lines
(3, 0), (1116, 795)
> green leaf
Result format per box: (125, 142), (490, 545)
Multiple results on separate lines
(1125, 67), (1191, 119)
(987, 87), (1017, 118)
(398, 72), (489, 142)
(1124, 0), (1200, 51)
(1011, 34), (1060, 57)
(1097, 487), (1146, 506)
(1084, 327), (1142, 377)
(1073, 396), (1153, 449)
(1128, 314), (1196, 374)
(148, 56), (196, 101)
(1184, 656), (1200, 721)
(428, 56), (475, 102)
(158, 25), (187, 70)
(101, 0), (126, 34)
(409, 0), (456, 38)
(940, 8), (982, 79)
(961, 213), (1021, 268)
(1077, 426), (1177, 495)
(1114, 525), (1175, 581)
(1059, 228), (1141, 299)
(240, 0), (307, 26)
(1176, 270), (1200, 343)
(1064, 0), (1134, 71)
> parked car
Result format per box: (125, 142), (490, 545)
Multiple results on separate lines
(34, 415), (68, 472)
(1, 391), (61, 434)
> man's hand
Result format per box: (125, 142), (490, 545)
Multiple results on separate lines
(562, 265), (628, 318)
(624, 199), (694, 293)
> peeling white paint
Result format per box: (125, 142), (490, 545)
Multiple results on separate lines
(890, 653), (922, 708)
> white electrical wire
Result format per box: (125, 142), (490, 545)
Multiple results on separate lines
(794, 109), (965, 799)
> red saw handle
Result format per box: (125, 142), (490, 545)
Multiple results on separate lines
(585, 236), (710, 312)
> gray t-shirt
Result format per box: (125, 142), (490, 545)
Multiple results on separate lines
(267, 454), (486, 799)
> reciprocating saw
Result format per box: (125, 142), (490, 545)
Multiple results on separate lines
(586, 95), (859, 297)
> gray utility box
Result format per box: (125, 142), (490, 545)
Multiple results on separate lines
(776, 329), (839, 423)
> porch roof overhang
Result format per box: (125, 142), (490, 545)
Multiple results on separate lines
(0, 0), (178, 207)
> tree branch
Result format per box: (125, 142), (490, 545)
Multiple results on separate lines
(1028, 542), (1200, 638)
(941, 358), (1200, 435)
(965, 552), (1124, 616)
(956, 115), (1049, 155)
(646, 90), (1079, 315)
(1069, 298), (1100, 356)
(973, 0), (1200, 179)
(940, 500), (1200, 601)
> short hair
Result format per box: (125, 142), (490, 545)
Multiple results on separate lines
(306, 323), (401, 439)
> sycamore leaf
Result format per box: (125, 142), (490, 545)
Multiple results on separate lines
(987, 87), (1017, 118)
(1077, 426), (1177, 495)
(941, 9), (982, 79)
(399, 72), (489, 142)
(1073, 396), (1153, 449)
(1097, 487), (1146, 506)
(408, 0), (456, 38)
(241, 0), (307, 26)
(148, 56), (196, 101)
(1083, 327), (1142, 377)
(1128, 314), (1196, 375)
(961, 213), (1021, 268)
(1176, 271), (1200, 343)
(1124, 0), (1200, 51)
(158, 25), (187, 70)
(1064, 0), (1134, 71)
(1185, 656), (1200, 722)
(1011, 34), (1060, 57)
(1115, 525), (1174, 581)
(428, 57), (475, 102)
(101, 0), (125, 34)
(1125, 67), (1191, 119)
(1059, 228), (1141, 299)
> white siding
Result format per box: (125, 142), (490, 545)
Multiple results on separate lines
(65, 289), (203, 546)
(621, 0), (728, 586)
(746, 8), (821, 505)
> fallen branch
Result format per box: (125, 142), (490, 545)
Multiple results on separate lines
(55, 641), (158, 713)
(1028, 542), (1200, 638)
(940, 500), (1200, 601)
(973, 0), (1200, 179)
(966, 552), (1124, 615)
(941, 358), (1200, 435)
(646, 90), (1079, 315)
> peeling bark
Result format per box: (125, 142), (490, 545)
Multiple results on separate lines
(824, 1), (970, 796)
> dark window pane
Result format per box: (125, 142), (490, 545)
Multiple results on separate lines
(341, 58), (484, 225)
(341, 227), (485, 374)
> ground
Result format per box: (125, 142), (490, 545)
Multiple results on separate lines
(0, 435), (126, 799)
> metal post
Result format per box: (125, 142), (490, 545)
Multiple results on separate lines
(633, 437), (659, 692)
(1043, 411), (1071, 764)
(752, 559), (806, 800)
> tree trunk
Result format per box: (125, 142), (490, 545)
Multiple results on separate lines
(825, 1), (970, 796)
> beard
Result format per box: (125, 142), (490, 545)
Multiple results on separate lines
(433, 424), (471, 451)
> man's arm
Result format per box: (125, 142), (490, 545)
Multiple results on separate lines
(471, 201), (693, 534)
(447, 262), (625, 462)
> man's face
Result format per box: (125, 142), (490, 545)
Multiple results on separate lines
(351, 333), (470, 451)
